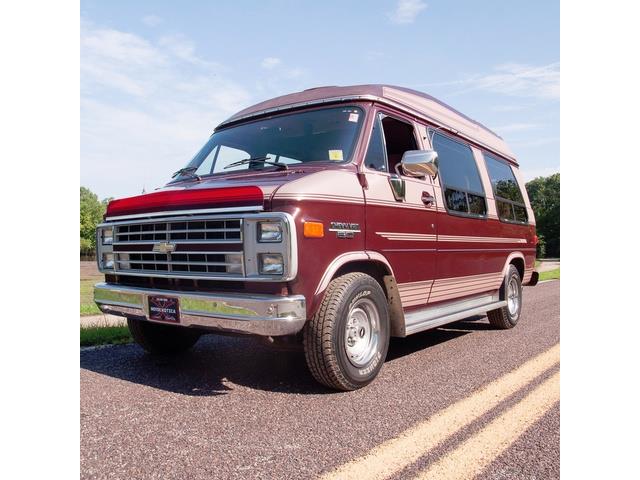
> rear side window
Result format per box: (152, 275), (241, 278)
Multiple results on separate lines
(484, 153), (528, 223)
(432, 132), (486, 217)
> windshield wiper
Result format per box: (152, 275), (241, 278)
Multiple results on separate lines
(172, 166), (201, 180)
(224, 156), (288, 171)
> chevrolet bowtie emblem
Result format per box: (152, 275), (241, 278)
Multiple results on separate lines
(152, 242), (176, 254)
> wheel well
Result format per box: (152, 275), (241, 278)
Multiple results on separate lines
(334, 260), (390, 292)
(510, 257), (525, 280)
(498, 257), (525, 302)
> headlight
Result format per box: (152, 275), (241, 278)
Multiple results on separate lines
(257, 222), (283, 242)
(101, 227), (113, 245)
(102, 253), (114, 270)
(258, 253), (284, 275)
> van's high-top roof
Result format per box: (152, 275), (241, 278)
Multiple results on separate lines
(219, 84), (516, 163)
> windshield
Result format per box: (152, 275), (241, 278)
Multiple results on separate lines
(171, 106), (364, 181)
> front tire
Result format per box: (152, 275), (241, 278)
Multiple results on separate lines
(303, 272), (390, 391)
(127, 318), (201, 354)
(487, 265), (523, 329)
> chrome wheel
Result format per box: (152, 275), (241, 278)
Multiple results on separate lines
(507, 276), (520, 316)
(344, 297), (380, 368)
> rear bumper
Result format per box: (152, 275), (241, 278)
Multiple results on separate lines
(93, 283), (307, 336)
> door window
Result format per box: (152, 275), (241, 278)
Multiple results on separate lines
(364, 114), (419, 174)
(484, 153), (528, 223)
(381, 116), (418, 174)
(363, 115), (387, 172)
(432, 132), (487, 217)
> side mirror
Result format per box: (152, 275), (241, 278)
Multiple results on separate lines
(399, 150), (439, 178)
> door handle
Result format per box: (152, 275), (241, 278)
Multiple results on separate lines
(421, 192), (435, 206)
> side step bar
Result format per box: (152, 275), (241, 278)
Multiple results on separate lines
(404, 293), (506, 336)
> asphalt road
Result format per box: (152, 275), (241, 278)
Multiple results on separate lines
(81, 281), (560, 480)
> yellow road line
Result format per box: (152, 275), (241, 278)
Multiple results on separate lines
(413, 371), (560, 480)
(320, 344), (560, 480)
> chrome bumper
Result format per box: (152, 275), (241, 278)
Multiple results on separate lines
(93, 283), (306, 336)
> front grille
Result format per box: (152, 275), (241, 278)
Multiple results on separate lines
(112, 218), (244, 278)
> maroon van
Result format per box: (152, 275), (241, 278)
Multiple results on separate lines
(95, 85), (538, 391)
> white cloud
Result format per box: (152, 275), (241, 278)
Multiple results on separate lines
(458, 63), (560, 99)
(511, 137), (559, 148)
(141, 14), (163, 27)
(261, 57), (282, 69)
(491, 104), (528, 112)
(521, 165), (560, 182)
(81, 21), (251, 198)
(418, 62), (559, 100)
(470, 63), (559, 99)
(389, 0), (427, 25)
(158, 34), (222, 68)
(490, 123), (539, 134)
(259, 55), (308, 81)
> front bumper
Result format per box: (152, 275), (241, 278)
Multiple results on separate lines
(93, 283), (306, 336)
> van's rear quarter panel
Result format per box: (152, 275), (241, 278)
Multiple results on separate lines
(432, 212), (536, 305)
(436, 213), (535, 275)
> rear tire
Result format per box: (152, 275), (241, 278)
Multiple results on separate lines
(303, 272), (390, 391)
(127, 318), (201, 354)
(487, 265), (522, 329)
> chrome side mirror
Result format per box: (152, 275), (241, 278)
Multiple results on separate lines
(399, 150), (439, 178)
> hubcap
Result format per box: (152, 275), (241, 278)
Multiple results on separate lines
(344, 297), (380, 368)
(507, 277), (520, 316)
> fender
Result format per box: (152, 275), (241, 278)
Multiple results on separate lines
(313, 251), (395, 296)
(500, 251), (525, 278)
(499, 251), (538, 295)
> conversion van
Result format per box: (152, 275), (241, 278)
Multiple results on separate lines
(94, 85), (538, 391)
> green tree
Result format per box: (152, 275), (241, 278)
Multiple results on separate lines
(80, 186), (107, 252)
(526, 173), (560, 258)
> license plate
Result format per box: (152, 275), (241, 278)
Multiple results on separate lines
(148, 295), (180, 323)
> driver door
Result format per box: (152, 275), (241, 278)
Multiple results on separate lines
(362, 110), (438, 310)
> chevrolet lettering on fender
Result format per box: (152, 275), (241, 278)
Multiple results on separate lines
(329, 222), (361, 238)
(94, 85), (538, 391)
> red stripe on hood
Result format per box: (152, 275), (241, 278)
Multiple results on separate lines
(106, 186), (264, 218)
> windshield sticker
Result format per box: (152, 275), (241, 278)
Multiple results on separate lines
(328, 150), (344, 161)
(348, 113), (359, 123)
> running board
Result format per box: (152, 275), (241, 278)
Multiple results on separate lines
(404, 293), (507, 336)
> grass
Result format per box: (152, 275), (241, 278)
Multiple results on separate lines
(80, 325), (132, 347)
(80, 278), (102, 316)
(539, 268), (560, 281)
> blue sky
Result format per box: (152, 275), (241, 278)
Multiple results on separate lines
(81, 0), (559, 199)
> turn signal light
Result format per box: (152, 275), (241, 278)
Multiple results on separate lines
(304, 221), (324, 238)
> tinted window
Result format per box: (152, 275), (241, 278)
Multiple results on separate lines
(514, 204), (528, 223)
(364, 116), (387, 171)
(497, 200), (513, 219)
(433, 133), (484, 194)
(445, 189), (467, 212)
(432, 132), (486, 217)
(484, 154), (524, 203)
(484, 153), (528, 223)
(468, 193), (487, 215)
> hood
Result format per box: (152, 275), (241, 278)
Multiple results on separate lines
(104, 167), (334, 219)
